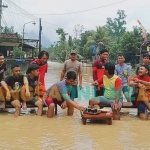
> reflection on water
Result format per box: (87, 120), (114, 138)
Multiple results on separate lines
(1, 61), (150, 150)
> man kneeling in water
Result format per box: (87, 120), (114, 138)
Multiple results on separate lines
(129, 65), (150, 120)
(44, 71), (85, 118)
(89, 62), (123, 120)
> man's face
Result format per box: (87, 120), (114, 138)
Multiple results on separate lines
(66, 79), (75, 85)
(12, 67), (21, 78)
(118, 56), (125, 64)
(104, 67), (108, 76)
(39, 54), (48, 64)
(138, 66), (148, 76)
(31, 69), (39, 77)
(143, 57), (150, 65)
(100, 52), (109, 62)
(0, 56), (4, 65)
(70, 53), (77, 61)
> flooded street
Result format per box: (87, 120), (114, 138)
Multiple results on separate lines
(0, 61), (150, 150)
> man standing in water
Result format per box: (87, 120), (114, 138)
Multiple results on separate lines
(0, 53), (7, 109)
(92, 49), (109, 96)
(115, 54), (131, 102)
(30, 50), (49, 87)
(60, 50), (83, 101)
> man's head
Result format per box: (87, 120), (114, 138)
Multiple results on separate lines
(143, 53), (150, 65)
(38, 50), (49, 64)
(0, 53), (4, 66)
(99, 49), (109, 62)
(11, 64), (21, 78)
(66, 71), (77, 85)
(117, 54), (125, 65)
(26, 64), (39, 76)
(104, 62), (115, 76)
(138, 65), (149, 77)
(70, 50), (77, 61)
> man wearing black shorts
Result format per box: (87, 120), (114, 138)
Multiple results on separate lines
(1, 65), (30, 117)
(25, 64), (43, 116)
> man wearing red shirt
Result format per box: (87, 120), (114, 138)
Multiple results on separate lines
(129, 65), (150, 120)
(30, 51), (49, 86)
(92, 49), (109, 96)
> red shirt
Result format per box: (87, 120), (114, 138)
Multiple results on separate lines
(30, 59), (48, 86)
(92, 59), (105, 87)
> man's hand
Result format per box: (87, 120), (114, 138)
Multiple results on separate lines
(25, 91), (30, 98)
(133, 78), (140, 83)
(6, 91), (11, 100)
(91, 80), (99, 86)
(61, 101), (67, 109)
(79, 83), (83, 90)
(77, 105), (86, 111)
(138, 83), (145, 88)
(113, 103), (120, 110)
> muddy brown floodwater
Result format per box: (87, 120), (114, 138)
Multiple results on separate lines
(0, 61), (150, 150)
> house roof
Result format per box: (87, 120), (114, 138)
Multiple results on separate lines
(0, 41), (35, 49)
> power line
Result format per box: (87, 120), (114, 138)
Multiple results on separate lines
(5, 0), (38, 21)
(33, 0), (128, 16)
(42, 21), (74, 30)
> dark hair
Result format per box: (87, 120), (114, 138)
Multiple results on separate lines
(11, 64), (20, 70)
(118, 53), (125, 58)
(38, 50), (49, 59)
(141, 65), (149, 72)
(0, 53), (4, 57)
(26, 64), (39, 74)
(66, 71), (77, 80)
(143, 53), (150, 59)
(104, 62), (115, 75)
(100, 49), (109, 55)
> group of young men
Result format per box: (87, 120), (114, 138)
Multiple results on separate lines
(91, 49), (150, 120)
(0, 48), (150, 120)
(0, 50), (85, 118)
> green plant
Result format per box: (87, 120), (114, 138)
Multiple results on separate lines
(13, 47), (25, 58)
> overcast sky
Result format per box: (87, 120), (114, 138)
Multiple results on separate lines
(2, 0), (150, 46)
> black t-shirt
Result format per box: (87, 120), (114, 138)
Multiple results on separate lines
(26, 74), (38, 91)
(0, 63), (7, 81)
(4, 75), (24, 92)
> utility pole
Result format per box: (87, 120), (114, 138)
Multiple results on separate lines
(39, 18), (42, 53)
(0, 0), (8, 38)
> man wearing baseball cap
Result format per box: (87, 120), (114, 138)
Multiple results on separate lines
(60, 50), (83, 114)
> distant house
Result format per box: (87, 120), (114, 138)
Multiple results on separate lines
(0, 33), (38, 60)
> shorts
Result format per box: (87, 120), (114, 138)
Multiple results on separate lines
(44, 97), (64, 107)
(95, 86), (104, 96)
(122, 86), (128, 93)
(99, 96), (123, 108)
(26, 97), (38, 106)
(138, 102), (148, 115)
(44, 97), (54, 106)
(70, 85), (78, 99)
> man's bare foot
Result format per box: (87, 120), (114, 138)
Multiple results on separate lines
(0, 101), (5, 110)
(22, 102), (27, 110)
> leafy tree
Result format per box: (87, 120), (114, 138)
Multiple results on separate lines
(106, 10), (126, 43)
